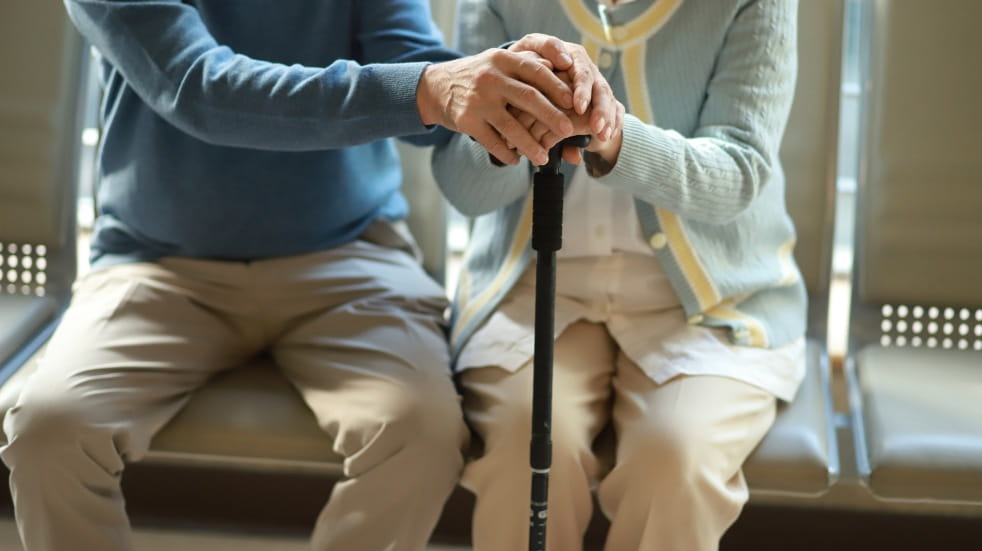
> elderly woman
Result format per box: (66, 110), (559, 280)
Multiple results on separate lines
(432, 1), (804, 549)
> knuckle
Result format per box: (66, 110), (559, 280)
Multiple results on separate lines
(479, 47), (499, 62)
(519, 86), (539, 103)
(517, 56), (538, 74)
(489, 48), (510, 64)
(474, 70), (497, 88)
(527, 58), (547, 73)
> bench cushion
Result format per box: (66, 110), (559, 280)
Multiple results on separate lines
(149, 356), (344, 470)
(744, 339), (836, 495)
(858, 345), (982, 502)
(147, 341), (840, 491)
(0, 294), (57, 368)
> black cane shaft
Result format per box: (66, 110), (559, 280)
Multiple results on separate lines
(531, 253), (556, 441)
(529, 165), (564, 551)
(528, 136), (587, 551)
(529, 248), (555, 551)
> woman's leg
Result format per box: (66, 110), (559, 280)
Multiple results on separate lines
(598, 352), (777, 551)
(460, 320), (617, 551)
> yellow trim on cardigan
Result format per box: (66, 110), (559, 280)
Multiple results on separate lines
(618, 39), (722, 312)
(620, 45), (654, 128)
(777, 238), (799, 286)
(705, 302), (769, 348)
(655, 210), (721, 310)
(559, 0), (684, 49)
(582, 37), (601, 65)
(451, 194), (534, 342)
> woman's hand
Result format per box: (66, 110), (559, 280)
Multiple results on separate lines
(506, 70), (625, 167)
(508, 34), (618, 140)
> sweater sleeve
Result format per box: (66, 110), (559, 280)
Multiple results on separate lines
(64, 0), (456, 151)
(431, 0), (532, 216)
(353, 0), (460, 147)
(597, 0), (797, 224)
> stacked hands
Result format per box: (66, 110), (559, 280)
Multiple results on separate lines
(417, 33), (625, 168)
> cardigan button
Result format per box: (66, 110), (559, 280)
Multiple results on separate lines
(598, 50), (614, 69)
(649, 232), (668, 249)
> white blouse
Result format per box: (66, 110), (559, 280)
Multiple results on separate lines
(457, 168), (806, 402)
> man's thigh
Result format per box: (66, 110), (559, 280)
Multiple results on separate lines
(267, 240), (461, 461)
(8, 262), (263, 453)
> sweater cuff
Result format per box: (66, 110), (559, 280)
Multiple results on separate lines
(433, 132), (530, 217)
(363, 61), (437, 137)
(596, 114), (676, 196)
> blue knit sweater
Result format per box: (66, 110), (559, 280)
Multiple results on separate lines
(64, 0), (457, 267)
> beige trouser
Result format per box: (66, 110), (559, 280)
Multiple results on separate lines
(460, 321), (777, 551)
(1, 232), (469, 551)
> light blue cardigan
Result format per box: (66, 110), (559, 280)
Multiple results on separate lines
(433, 0), (806, 360)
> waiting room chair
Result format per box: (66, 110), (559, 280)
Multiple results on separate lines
(847, 0), (982, 504)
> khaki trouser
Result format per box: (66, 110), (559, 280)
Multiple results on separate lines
(460, 320), (777, 551)
(1, 228), (468, 551)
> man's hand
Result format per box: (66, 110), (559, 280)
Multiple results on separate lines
(509, 34), (618, 142)
(417, 47), (575, 166)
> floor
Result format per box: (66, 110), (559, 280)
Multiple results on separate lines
(0, 517), (468, 551)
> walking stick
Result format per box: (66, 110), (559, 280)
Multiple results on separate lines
(529, 135), (590, 551)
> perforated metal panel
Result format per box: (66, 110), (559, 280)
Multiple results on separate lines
(0, 242), (48, 297)
(877, 304), (982, 351)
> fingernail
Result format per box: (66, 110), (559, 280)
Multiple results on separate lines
(578, 98), (589, 114)
(596, 118), (606, 133)
(560, 53), (573, 66)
